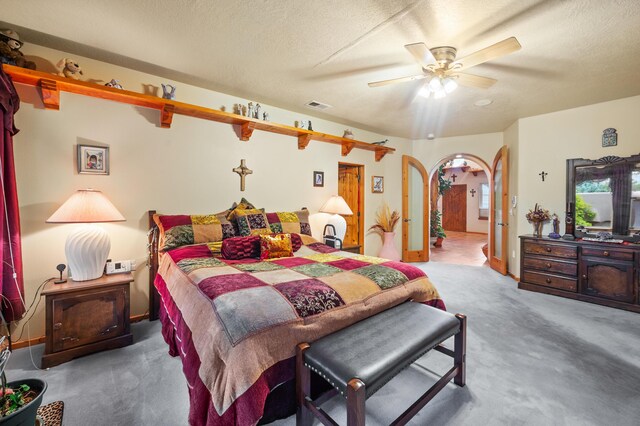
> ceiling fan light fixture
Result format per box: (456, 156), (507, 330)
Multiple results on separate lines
(418, 86), (431, 98)
(428, 77), (442, 91)
(434, 89), (446, 99)
(443, 78), (458, 94)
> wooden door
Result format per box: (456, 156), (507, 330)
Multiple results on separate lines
(338, 164), (364, 249)
(402, 155), (429, 262)
(580, 257), (635, 303)
(490, 146), (509, 275)
(442, 185), (467, 232)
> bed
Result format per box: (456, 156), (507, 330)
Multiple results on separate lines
(147, 209), (445, 426)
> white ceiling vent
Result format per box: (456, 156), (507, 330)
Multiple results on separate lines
(305, 100), (332, 110)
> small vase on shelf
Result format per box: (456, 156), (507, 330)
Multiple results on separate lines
(532, 221), (543, 238)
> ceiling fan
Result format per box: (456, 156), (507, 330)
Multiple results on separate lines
(368, 37), (521, 98)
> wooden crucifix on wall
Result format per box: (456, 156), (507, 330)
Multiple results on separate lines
(451, 173), (458, 183)
(233, 159), (253, 191)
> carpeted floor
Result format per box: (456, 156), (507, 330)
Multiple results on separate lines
(6, 262), (640, 425)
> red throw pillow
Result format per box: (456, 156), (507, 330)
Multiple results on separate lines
(221, 235), (260, 260)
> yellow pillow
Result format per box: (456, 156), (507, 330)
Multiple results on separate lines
(260, 234), (293, 259)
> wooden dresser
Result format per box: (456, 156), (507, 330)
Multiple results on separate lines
(519, 236), (639, 313)
(41, 273), (133, 368)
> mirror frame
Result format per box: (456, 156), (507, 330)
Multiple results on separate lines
(564, 153), (640, 242)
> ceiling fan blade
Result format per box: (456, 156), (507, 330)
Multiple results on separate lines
(368, 74), (428, 88)
(452, 73), (497, 89)
(404, 43), (437, 69)
(453, 37), (521, 71)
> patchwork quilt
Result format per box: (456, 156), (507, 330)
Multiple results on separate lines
(155, 239), (445, 426)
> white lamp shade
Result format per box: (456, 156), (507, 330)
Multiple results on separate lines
(47, 189), (125, 223)
(47, 189), (124, 282)
(319, 195), (353, 216)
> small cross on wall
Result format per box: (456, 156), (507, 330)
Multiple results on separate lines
(470, 189), (476, 197)
(233, 159), (253, 191)
(451, 173), (458, 183)
(539, 171), (548, 182)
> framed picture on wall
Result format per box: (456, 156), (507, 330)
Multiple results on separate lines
(313, 171), (324, 187)
(372, 176), (384, 193)
(78, 144), (109, 175)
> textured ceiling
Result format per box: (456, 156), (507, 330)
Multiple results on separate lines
(2, 0), (640, 139)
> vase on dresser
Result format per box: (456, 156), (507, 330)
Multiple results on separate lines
(532, 221), (544, 238)
(378, 232), (401, 261)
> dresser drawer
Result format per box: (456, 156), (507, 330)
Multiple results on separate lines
(523, 257), (577, 276)
(522, 271), (577, 292)
(523, 241), (578, 259)
(581, 247), (633, 261)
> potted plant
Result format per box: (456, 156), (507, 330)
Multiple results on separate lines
(430, 164), (452, 247)
(0, 339), (47, 425)
(368, 202), (401, 261)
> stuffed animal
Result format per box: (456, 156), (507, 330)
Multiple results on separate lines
(57, 58), (84, 80)
(0, 29), (36, 70)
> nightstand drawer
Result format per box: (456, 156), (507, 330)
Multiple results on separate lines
(581, 247), (633, 261)
(523, 241), (578, 259)
(523, 257), (577, 276)
(52, 287), (126, 352)
(523, 271), (577, 292)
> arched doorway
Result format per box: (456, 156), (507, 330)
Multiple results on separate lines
(428, 153), (491, 266)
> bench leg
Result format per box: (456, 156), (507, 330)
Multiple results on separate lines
(296, 343), (313, 426)
(347, 378), (366, 426)
(454, 314), (467, 387)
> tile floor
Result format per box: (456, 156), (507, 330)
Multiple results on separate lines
(429, 231), (488, 266)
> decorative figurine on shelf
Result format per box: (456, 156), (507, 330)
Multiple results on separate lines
(549, 213), (561, 239)
(56, 58), (84, 80)
(247, 102), (254, 119)
(308, 120), (313, 131)
(105, 79), (123, 89)
(254, 103), (261, 119)
(263, 111), (269, 121)
(0, 30), (36, 70)
(372, 139), (388, 146)
(296, 120), (307, 129)
(161, 84), (176, 100)
(235, 103), (244, 116)
(343, 129), (354, 139)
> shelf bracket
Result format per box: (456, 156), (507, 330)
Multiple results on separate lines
(342, 142), (355, 157)
(160, 104), (175, 128)
(39, 79), (60, 110)
(298, 134), (312, 150)
(240, 122), (256, 141)
(375, 148), (388, 162)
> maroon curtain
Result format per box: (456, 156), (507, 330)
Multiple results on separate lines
(0, 67), (24, 322)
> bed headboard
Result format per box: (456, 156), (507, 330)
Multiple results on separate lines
(148, 210), (160, 321)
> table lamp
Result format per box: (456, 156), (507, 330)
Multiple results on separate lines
(47, 189), (125, 281)
(319, 195), (353, 243)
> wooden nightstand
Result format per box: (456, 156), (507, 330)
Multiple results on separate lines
(41, 273), (133, 368)
(341, 244), (362, 254)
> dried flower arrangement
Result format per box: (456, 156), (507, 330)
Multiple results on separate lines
(368, 203), (400, 238)
(525, 203), (551, 223)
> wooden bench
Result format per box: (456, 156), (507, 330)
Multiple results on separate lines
(296, 302), (466, 426)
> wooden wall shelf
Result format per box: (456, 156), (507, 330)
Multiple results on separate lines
(4, 65), (394, 161)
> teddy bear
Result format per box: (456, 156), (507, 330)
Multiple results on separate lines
(0, 29), (36, 70)
(57, 58), (84, 80)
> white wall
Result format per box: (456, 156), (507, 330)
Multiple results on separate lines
(13, 44), (411, 340)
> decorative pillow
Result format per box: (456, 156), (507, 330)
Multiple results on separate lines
(260, 234), (293, 260)
(222, 235), (260, 260)
(226, 197), (257, 220)
(221, 233), (302, 260)
(266, 209), (311, 236)
(233, 208), (272, 236)
(153, 211), (235, 251)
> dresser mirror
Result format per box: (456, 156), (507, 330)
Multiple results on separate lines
(565, 153), (640, 242)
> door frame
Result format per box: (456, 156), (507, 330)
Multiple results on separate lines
(338, 162), (365, 252)
(489, 146), (509, 275)
(402, 155), (429, 262)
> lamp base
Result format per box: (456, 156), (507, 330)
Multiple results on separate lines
(65, 224), (110, 281)
(327, 214), (347, 243)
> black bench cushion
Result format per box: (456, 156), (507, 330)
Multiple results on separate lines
(304, 302), (460, 398)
